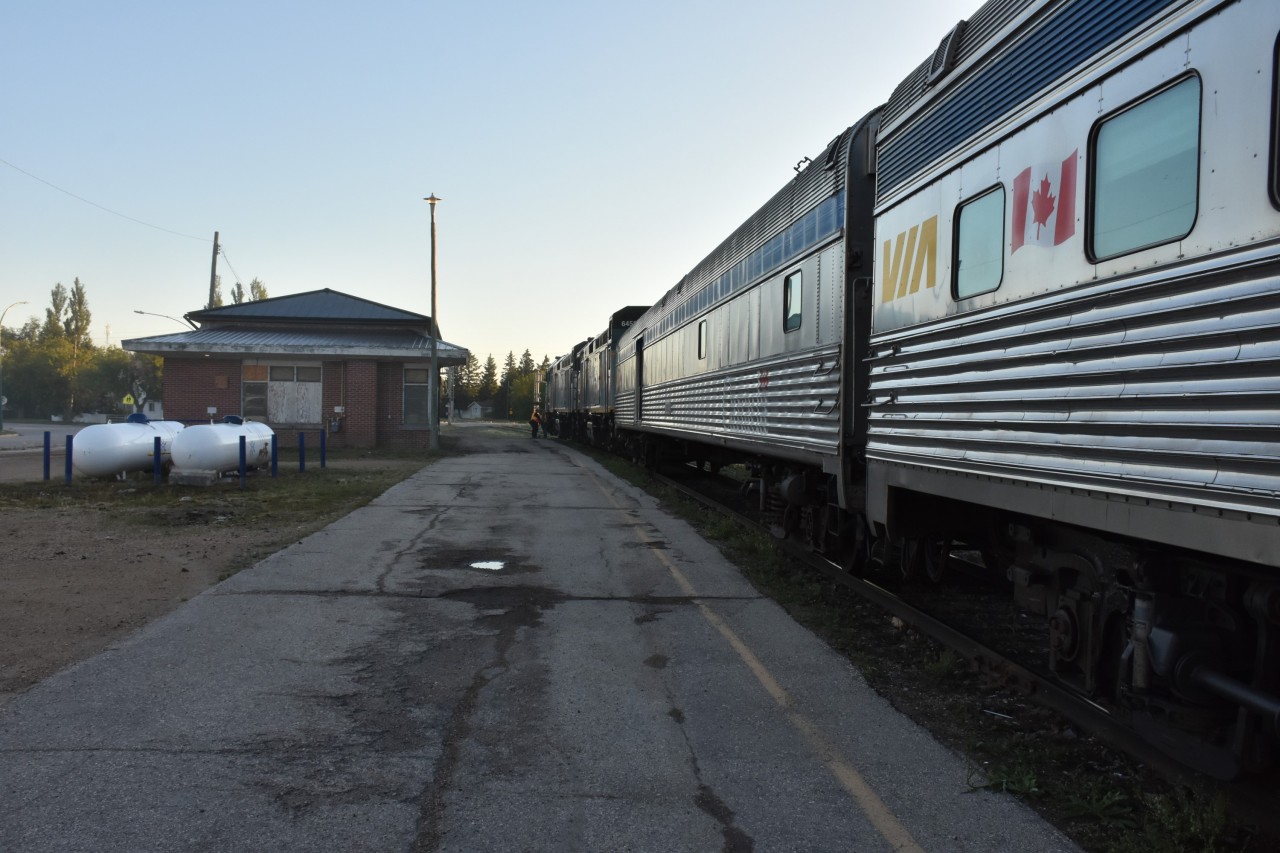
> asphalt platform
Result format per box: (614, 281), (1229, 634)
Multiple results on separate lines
(0, 423), (1079, 851)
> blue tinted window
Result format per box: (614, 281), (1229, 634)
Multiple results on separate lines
(1092, 76), (1200, 260)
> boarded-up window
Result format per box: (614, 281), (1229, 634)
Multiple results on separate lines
(242, 364), (322, 423)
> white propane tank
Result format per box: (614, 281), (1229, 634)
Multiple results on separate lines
(170, 417), (274, 472)
(72, 415), (186, 477)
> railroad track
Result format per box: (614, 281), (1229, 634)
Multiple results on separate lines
(649, 465), (1280, 836)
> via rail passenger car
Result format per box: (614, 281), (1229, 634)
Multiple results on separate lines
(548, 0), (1280, 779)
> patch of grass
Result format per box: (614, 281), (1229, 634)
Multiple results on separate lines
(1063, 788), (1137, 829)
(967, 759), (1042, 797)
(0, 440), (456, 579)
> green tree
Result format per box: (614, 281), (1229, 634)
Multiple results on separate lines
(206, 275), (224, 309)
(455, 352), (480, 407)
(231, 281), (246, 304)
(479, 355), (498, 402)
(64, 278), (93, 415)
(249, 278), (268, 301)
(518, 349), (536, 377)
(42, 282), (68, 341)
(498, 352), (517, 418)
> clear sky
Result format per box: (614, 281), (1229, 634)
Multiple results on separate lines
(2, 0), (979, 369)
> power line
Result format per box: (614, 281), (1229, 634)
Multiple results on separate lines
(0, 157), (207, 241)
(219, 248), (244, 286)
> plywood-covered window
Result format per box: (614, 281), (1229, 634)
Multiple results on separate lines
(242, 364), (322, 423)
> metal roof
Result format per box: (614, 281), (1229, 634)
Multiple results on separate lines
(122, 326), (469, 365)
(186, 289), (432, 325)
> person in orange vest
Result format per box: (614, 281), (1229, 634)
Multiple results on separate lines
(530, 409), (542, 439)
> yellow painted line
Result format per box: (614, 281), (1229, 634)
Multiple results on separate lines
(589, 472), (924, 853)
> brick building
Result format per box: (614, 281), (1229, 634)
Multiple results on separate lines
(122, 290), (468, 450)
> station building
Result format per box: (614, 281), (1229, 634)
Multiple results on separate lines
(122, 289), (468, 450)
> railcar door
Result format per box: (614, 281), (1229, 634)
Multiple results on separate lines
(635, 336), (645, 422)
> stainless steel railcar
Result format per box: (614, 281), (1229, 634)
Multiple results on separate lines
(544, 340), (587, 438)
(613, 115), (879, 520)
(561, 0), (1280, 778)
(868, 0), (1280, 778)
(547, 307), (648, 444)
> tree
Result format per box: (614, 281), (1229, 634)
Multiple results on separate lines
(455, 352), (480, 407)
(42, 282), (68, 341)
(518, 349), (536, 377)
(249, 278), (269, 301)
(499, 352), (517, 418)
(479, 355), (498, 402)
(206, 275), (224, 309)
(63, 279), (93, 416)
(231, 281), (246, 304)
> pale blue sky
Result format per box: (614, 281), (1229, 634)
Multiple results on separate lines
(2, 0), (978, 367)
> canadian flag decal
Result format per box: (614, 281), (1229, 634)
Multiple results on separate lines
(1011, 149), (1078, 252)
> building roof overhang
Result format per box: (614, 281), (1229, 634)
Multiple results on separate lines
(122, 328), (470, 366)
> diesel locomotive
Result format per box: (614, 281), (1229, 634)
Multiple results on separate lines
(544, 0), (1280, 779)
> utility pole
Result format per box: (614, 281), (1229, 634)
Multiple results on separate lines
(208, 231), (220, 309)
(424, 195), (442, 451)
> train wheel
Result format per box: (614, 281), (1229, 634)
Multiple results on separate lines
(923, 539), (951, 583)
(840, 515), (872, 577)
(900, 538), (925, 581)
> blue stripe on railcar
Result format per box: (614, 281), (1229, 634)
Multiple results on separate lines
(877, 0), (1181, 199)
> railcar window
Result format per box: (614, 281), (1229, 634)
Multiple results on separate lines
(1272, 34), (1280, 208)
(404, 368), (431, 426)
(954, 186), (1005, 299)
(698, 320), (708, 359)
(1090, 76), (1201, 260)
(784, 271), (802, 332)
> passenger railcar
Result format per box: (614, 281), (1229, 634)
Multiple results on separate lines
(868, 0), (1280, 779)
(577, 306), (648, 444)
(552, 0), (1280, 778)
(544, 340), (587, 438)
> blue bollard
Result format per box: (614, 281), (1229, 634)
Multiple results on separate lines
(239, 435), (247, 488)
(43, 431), (51, 481)
(65, 435), (73, 484)
(298, 432), (306, 473)
(271, 434), (278, 478)
(153, 436), (162, 484)
(319, 428), (326, 469)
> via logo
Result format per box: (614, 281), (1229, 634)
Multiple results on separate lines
(881, 216), (938, 303)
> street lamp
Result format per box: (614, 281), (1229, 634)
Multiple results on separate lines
(424, 194), (442, 451)
(134, 309), (197, 330)
(0, 300), (31, 433)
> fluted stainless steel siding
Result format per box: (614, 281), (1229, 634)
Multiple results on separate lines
(640, 344), (843, 460)
(878, 0), (1184, 200)
(866, 249), (1280, 519)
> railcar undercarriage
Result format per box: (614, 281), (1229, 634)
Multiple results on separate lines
(883, 489), (1280, 781)
(597, 425), (1280, 780)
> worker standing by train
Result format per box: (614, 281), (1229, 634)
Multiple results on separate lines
(530, 409), (542, 439)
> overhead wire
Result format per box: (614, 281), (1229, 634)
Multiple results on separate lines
(219, 248), (245, 287)
(0, 157), (208, 242)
